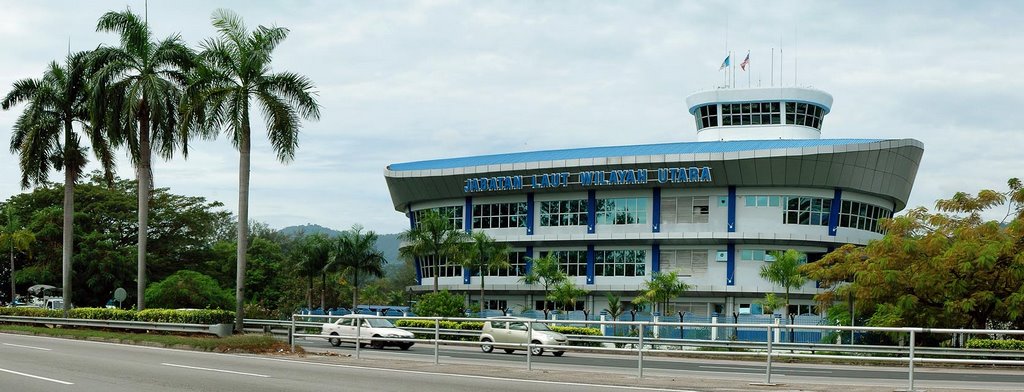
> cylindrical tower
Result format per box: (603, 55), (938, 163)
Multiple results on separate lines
(686, 87), (834, 142)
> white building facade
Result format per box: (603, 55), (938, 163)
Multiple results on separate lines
(384, 87), (924, 317)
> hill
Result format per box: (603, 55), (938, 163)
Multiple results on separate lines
(277, 224), (402, 271)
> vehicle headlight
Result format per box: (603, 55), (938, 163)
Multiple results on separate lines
(385, 333), (400, 337)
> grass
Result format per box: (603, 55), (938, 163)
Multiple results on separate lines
(0, 324), (300, 353)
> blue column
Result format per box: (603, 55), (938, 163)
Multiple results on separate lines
(828, 188), (843, 236)
(414, 258), (422, 285)
(464, 196), (473, 233)
(652, 187), (661, 233)
(407, 204), (417, 229)
(727, 186), (737, 232)
(587, 190), (597, 234)
(651, 243), (661, 274)
(526, 193), (535, 235)
(586, 244), (595, 284)
(463, 265), (471, 284)
(726, 243), (736, 286)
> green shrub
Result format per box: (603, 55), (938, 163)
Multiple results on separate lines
(458, 321), (483, 330)
(394, 319), (462, 329)
(144, 270), (234, 310)
(550, 326), (601, 336)
(411, 290), (465, 318)
(966, 338), (1024, 350)
(0, 306), (233, 325)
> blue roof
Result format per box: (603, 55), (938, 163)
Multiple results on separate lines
(388, 138), (884, 171)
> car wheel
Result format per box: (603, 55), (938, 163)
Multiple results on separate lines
(480, 338), (494, 353)
(553, 351), (565, 357)
(329, 332), (341, 347)
(370, 336), (385, 349)
(399, 343), (413, 351)
(530, 341), (544, 356)
(503, 349), (515, 354)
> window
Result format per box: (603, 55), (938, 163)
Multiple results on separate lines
(594, 249), (646, 277)
(661, 196), (710, 224)
(419, 255), (462, 278)
(742, 249), (807, 262)
(782, 196), (831, 226)
(472, 202), (527, 229)
(539, 199), (588, 227)
(541, 250), (587, 276)
(744, 195), (781, 207)
(596, 197), (647, 225)
(696, 104), (719, 129)
(721, 101), (781, 126)
(839, 200), (892, 234)
(660, 250), (708, 276)
(784, 102), (825, 130)
(479, 299), (507, 311)
(489, 251), (528, 277)
(415, 206), (464, 231)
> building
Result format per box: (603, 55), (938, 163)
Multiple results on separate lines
(383, 86), (923, 317)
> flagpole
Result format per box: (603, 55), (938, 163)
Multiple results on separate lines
(748, 51), (751, 88)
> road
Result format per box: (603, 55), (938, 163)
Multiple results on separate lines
(1, 331), (1021, 391)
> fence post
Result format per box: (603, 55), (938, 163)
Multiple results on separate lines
(355, 315), (362, 359)
(433, 318), (440, 365)
(600, 312), (607, 336)
(908, 329), (916, 391)
(526, 321), (533, 371)
(638, 323), (645, 379)
(765, 324), (775, 385)
(773, 316), (781, 343)
(711, 315), (719, 341)
(289, 314), (296, 352)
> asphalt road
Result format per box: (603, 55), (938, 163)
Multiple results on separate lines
(2, 331), (1022, 391)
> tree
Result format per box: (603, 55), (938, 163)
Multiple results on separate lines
(519, 254), (565, 313)
(633, 271), (691, 315)
(3, 50), (115, 315)
(412, 290), (465, 317)
(1, 206), (35, 303)
(294, 233), (332, 310)
(399, 210), (469, 293)
(461, 232), (510, 313)
(184, 9), (321, 331)
(334, 225), (387, 310)
(91, 9), (196, 311)
(757, 293), (784, 314)
(144, 270), (233, 310)
(603, 292), (624, 321)
(804, 178), (1024, 331)
(759, 249), (807, 319)
(548, 281), (588, 312)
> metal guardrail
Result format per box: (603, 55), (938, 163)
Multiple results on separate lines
(278, 314), (1024, 392)
(0, 315), (233, 337)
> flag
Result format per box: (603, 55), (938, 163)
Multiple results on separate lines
(740, 51), (750, 71)
(719, 55), (730, 70)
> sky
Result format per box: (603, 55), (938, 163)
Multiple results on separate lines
(1, 1), (1022, 234)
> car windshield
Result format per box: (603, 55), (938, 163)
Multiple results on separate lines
(365, 318), (395, 328)
(530, 322), (550, 331)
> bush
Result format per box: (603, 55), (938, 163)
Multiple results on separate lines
(394, 319), (463, 329)
(550, 326), (601, 336)
(966, 338), (1024, 350)
(0, 306), (234, 324)
(411, 290), (465, 318)
(144, 270), (234, 310)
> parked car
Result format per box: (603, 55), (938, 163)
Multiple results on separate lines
(320, 315), (415, 350)
(478, 317), (567, 356)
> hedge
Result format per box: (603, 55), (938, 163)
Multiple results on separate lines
(0, 307), (234, 325)
(966, 338), (1024, 351)
(394, 319), (600, 336)
(550, 326), (601, 336)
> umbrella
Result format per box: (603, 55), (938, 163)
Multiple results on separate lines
(27, 284), (58, 295)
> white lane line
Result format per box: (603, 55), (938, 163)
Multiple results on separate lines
(3, 343), (52, 351)
(161, 363), (271, 378)
(698, 365), (759, 371)
(0, 367), (74, 385)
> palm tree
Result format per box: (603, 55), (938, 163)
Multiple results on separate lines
(184, 9), (321, 331)
(759, 249), (808, 319)
(461, 232), (509, 313)
(333, 225), (387, 310)
(399, 210), (469, 293)
(548, 281), (588, 312)
(634, 271), (691, 315)
(91, 9), (196, 311)
(3, 51), (115, 315)
(1, 206), (36, 303)
(296, 233), (332, 311)
(519, 254), (565, 314)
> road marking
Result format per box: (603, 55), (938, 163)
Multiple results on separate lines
(0, 367), (74, 385)
(698, 365), (759, 371)
(3, 343), (52, 351)
(161, 363), (271, 378)
(782, 369), (834, 374)
(254, 356), (694, 391)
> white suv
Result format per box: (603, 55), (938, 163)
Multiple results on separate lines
(478, 317), (568, 356)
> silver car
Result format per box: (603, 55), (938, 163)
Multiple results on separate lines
(478, 317), (567, 356)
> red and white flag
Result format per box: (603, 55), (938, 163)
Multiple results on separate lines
(740, 51), (750, 71)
